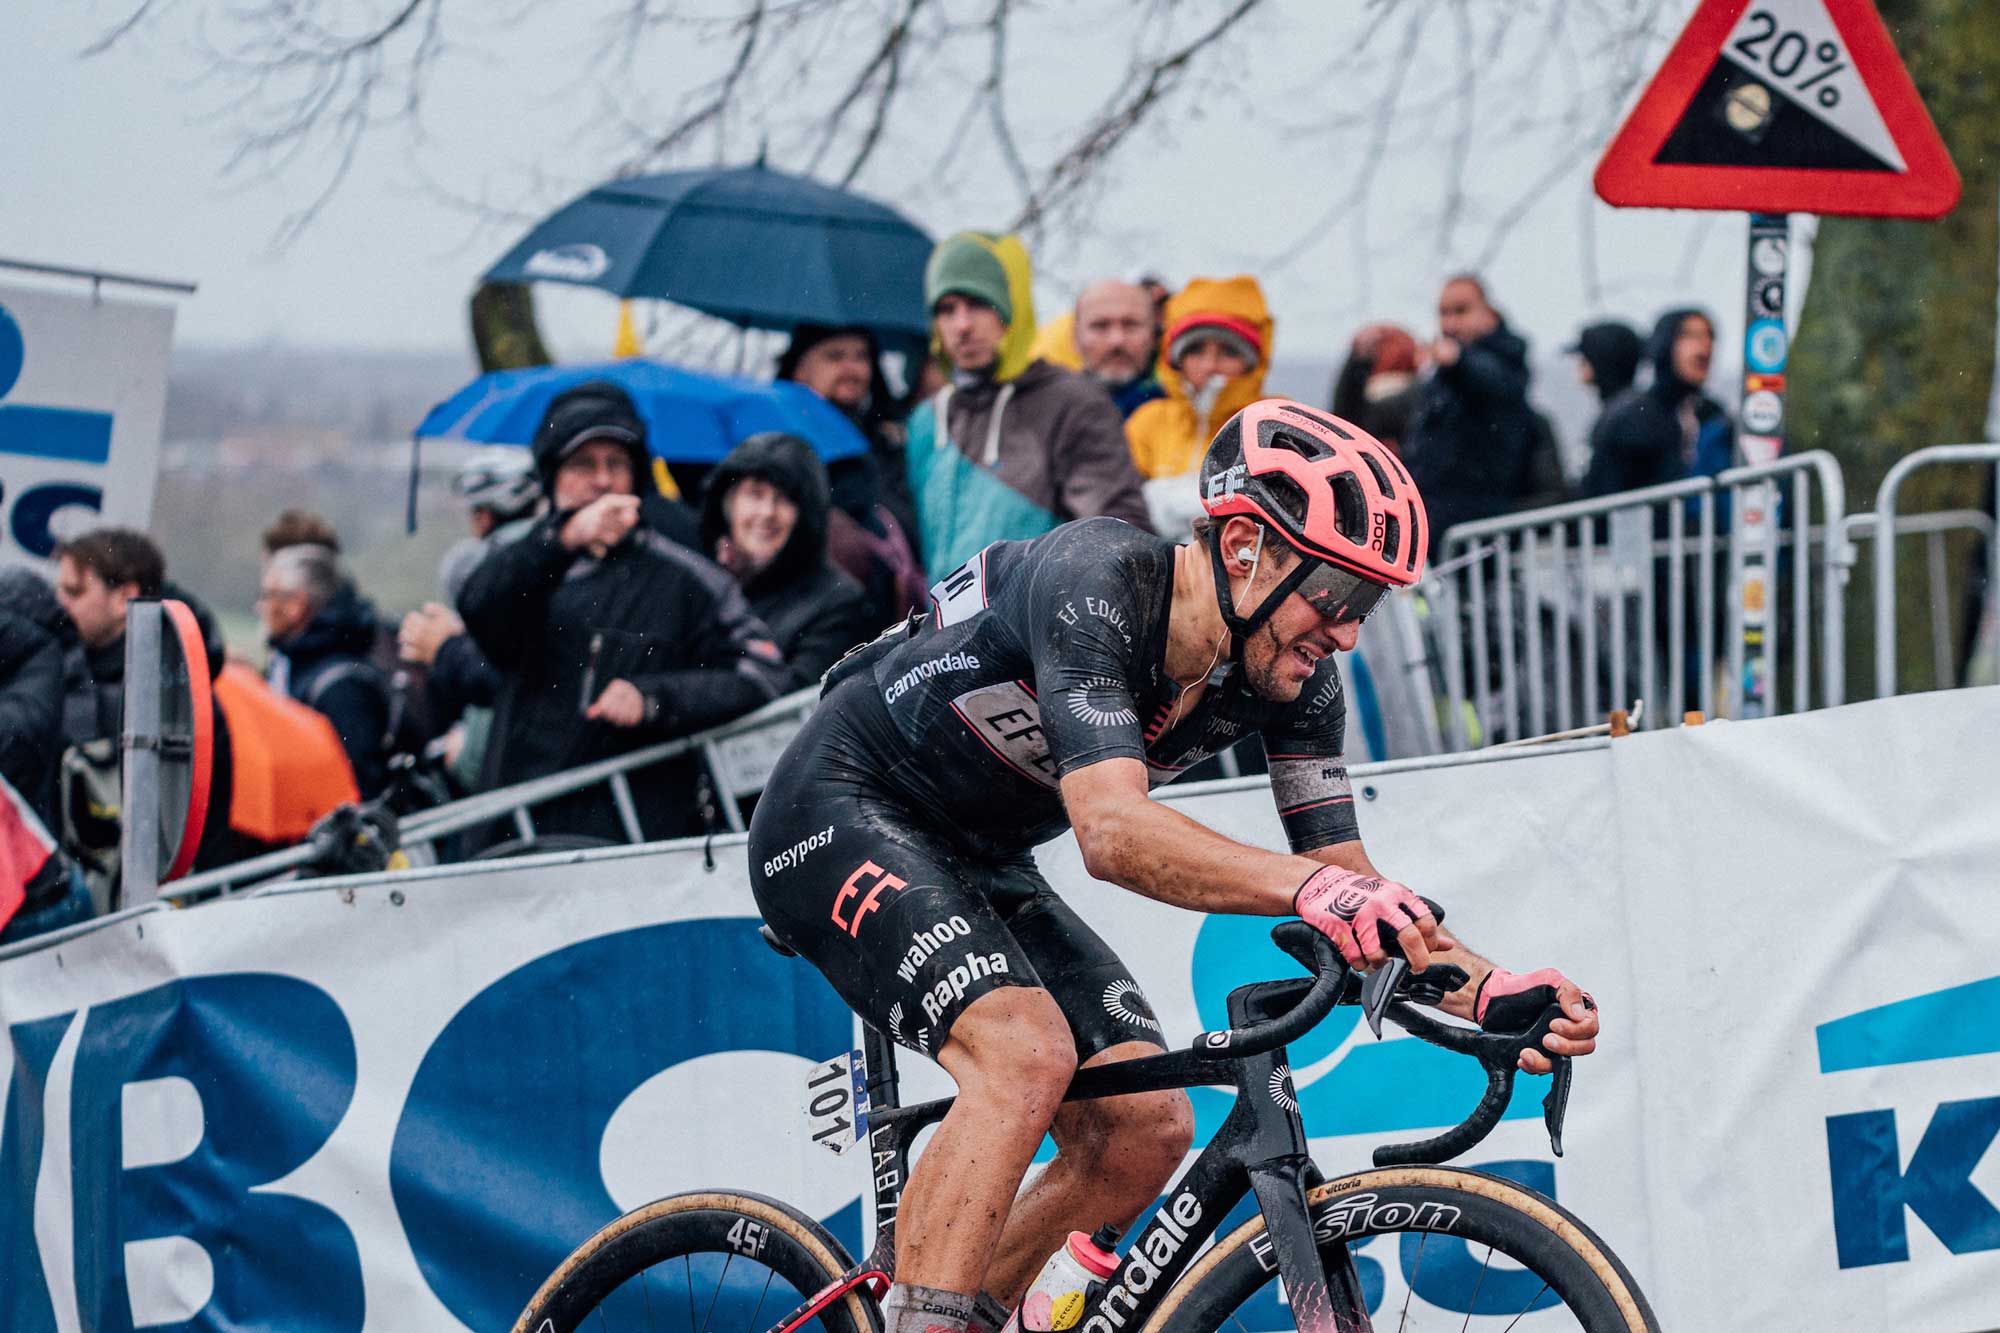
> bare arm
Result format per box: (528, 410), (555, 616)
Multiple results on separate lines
(1061, 757), (1317, 916)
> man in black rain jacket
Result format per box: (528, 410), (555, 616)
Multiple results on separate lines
(458, 382), (789, 844)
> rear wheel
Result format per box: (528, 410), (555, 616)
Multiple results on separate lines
(512, 1190), (879, 1333)
(1149, 1167), (1658, 1332)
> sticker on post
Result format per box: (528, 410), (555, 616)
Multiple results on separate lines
(803, 1050), (870, 1155)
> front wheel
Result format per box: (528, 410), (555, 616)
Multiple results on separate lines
(512, 1189), (880, 1333)
(1149, 1167), (1658, 1333)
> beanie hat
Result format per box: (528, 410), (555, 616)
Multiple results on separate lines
(775, 323), (880, 384)
(925, 233), (1014, 325)
(1165, 312), (1265, 372)
(530, 381), (650, 495)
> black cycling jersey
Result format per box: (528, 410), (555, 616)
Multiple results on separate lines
(749, 518), (1359, 1060)
(827, 517), (1357, 858)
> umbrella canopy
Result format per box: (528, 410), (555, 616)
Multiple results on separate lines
(415, 359), (870, 465)
(482, 162), (933, 347)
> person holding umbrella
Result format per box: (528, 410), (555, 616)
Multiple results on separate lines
(776, 324), (928, 625)
(457, 382), (791, 844)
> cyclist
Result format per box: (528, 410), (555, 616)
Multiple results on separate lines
(749, 398), (1598, 1333)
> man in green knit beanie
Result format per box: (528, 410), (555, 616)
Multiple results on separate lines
(904, 231), (1152, 576)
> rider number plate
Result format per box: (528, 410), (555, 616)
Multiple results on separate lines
(802, 1050), (870, 1155)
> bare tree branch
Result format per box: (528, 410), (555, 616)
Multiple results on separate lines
(1011, 0), (1270, 234)
(81, 0), (174, 57)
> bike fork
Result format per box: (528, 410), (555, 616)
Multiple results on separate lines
(1249, 1159), (1372, 1333)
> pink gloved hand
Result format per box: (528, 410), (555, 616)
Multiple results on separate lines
(1475, 967), (1599, 1073)
(1294, 865), (1438, 971)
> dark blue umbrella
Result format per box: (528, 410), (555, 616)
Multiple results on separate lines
(482, 162), (933, 349)
(416, 359), (869, 464)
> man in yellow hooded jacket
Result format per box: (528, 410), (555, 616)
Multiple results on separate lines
(1125, 276), (1274, 482)
(905, 232), (1153, 576)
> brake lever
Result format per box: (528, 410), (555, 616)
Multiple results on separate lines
(1544, 1055), (1573, 1157)
(1359, 958), (1407, 1037)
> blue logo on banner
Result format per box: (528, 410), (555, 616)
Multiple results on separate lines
(1, 919), (859, 1332)
(1745, 318), (1789, 374)
(0, 302), (112, 554)
(1819, 976), (2000, 1268)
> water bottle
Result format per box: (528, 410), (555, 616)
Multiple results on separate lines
(1003, 1226), (1120, 1333)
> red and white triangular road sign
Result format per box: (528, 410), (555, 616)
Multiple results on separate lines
(1594, 0), (1959, 218)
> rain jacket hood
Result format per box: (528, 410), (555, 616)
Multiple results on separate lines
(1125, 276), (1274, 480)
(928, 231), (1038, 384)
(700, 432), (834, 598)
(1647, 308), (1713, 398)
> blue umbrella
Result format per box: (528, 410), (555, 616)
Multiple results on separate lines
(482, 162), (933, 349)
(415, 359), (869, 464)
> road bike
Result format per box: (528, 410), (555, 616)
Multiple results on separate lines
(513, 917), (1658, 1332)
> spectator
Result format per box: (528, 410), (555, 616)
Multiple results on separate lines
(56, 527), (165, 755)
(776, 323), (928, 627)
(261, 508), (342, 556)
(438, 446), (543, 602)
(1582, 309), (1732, 498)
(52, 531), (241, 898)
(905, 230), (1152, 575)
(1126, 276), (1273, 535)
(0, 568), (88, 942)
(1330, 323), (1424, 452)
(701, 432), (876, 685)
(1566, 321), (1645, 408)
(1404, 274), (1543, 555)
(1031, 280), (1167, 420)
(1127, 277), (1273, 479)
(260, 543), (394, 799)
(458, 381), (789, 843)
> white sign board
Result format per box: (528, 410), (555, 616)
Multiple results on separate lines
(1, 690), (1997, 1331)
(0, 282), (175, 566)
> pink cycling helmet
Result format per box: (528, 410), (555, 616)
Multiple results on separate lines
(1197, 399), (1428, 653)
(1200, 397), (1427, 586)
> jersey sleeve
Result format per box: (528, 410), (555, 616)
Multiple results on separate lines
(1261, 664), (1359, 851)
(1021, 524), (1157, 778)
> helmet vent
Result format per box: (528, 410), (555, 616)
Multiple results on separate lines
(1267, 427), (1329, 460)
(1358, 451), (1395, 499)
(1405, 500), (1423, 572)
(1380, 514), (1401, 565)
(1329, 472), (1367, 544)
(1261, 472), (1310, 526)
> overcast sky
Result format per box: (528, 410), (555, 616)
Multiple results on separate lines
(1, 1), (1776, 374)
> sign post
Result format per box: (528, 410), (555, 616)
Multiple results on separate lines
(1592, 0), (1960, 717)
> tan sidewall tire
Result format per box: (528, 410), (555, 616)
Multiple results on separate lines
(510, 1190), (876, 1333)
(1144, 1166), (1656, 1333)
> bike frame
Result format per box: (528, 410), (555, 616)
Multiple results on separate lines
(846, 973), (1364, 1333)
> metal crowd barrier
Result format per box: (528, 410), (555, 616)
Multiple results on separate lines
(1427, 452), (1852, 751)
(169, 686), (822, 900)
(1865, 443), (2000, 698)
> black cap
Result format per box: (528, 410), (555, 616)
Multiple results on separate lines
(531, 381), (649, 493)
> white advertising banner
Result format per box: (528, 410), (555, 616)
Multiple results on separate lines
(1, 690), (1995, 1331)
(0, 282), (175, 565)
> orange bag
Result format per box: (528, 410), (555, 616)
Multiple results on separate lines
(211, 662), (360, 842)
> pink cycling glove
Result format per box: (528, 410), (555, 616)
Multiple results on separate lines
(1293, 865), (1434, 968)
(1474, 967), (1592, 1032)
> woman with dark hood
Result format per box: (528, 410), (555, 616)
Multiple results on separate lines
(701, 431), (879, 688)
(775, 324), (927, 625)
